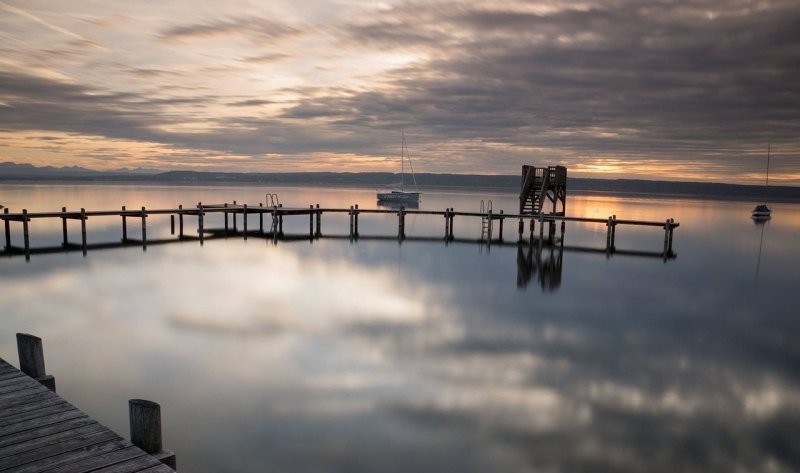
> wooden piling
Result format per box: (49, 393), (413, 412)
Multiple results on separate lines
(354, 204), (359, 237)
(141, 207), (147, 250)
(498, 210), (504, 242)
(224, 203), (229, 235)
(518, 218), (523, 242)
(233, 201), (238, 232)
(610, 215), (617, 249)
(16, 333), (56, 391)
(309, 205), (314, 237)
(663, 218), (670, 255)
(278, 204), (283, 235)
(606, 216), (613, 251)
(22, 209), (30, 258)
(129, 399), (176, 470)
(667, 218), (675, 253)
(445, 209), (450, 240)
(61, 207), (68, 246)
(349, 206), (354, 238)
(121, 205), (128, 243)
(170, 215), (175, 235)
(448, 208), (454, 240)
(398, 207), (405, 240)
(243, 204), (248, 239)
(198, 202), (204, 245)
(179, 204), (184, 238)
(80, 208), (87, 255)
(315, 204), (321, 237)
(259, 203), (264, 233)
(3, 208), (10, 249)
(539, 214), (545, 241)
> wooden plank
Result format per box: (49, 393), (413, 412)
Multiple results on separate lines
(0, 377), (38, 394)
(41, 446), (147, 473)
(0, 386), (45, 403)
(0, 400), (72, 426)
(0, 408), (86, 440)
(0, 427), (116, 469)
(0, 423), (108, 459)
(89, 454), (166, 473)
(0, 372), (28, 385)
(9, 438), (131, 473)
(0, 415), (96, 448)
(0, 390), (61, 412)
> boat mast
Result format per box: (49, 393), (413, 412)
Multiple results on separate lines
(400, 129), (406, 190)
(763, 144), (770, 205)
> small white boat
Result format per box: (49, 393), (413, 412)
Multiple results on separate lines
(751, 145), (772, 219)
(378, 131), (421, 204)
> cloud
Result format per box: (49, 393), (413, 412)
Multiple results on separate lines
(160, 16), (302, 44)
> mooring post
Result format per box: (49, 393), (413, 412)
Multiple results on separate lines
(610, 215), (617, 249)
(80, 208), (87, 255)
(667, 218), (675, 254)
(141, 207), (147, 250)
(448, 208), (454, 240)
(663, 218), (670, 255)
(198, 202), (204, 245)
(170, 215), (175, 235)
(179, 205), (184, 238)
(498, 210), (504, 242)
(243, 204), (248, 240)
(445, 209), (450, 240)
(16, 333), (56, 391)
(3, 208), (10, 250)
(129, 399), (176, 470)
(315, 204), (322, 237)
(349, 206), (354, 238)
(224, 203), (229, 235)
(233, 200), (238, 232)
(398, 206), (405, 240)
(61, 207), (68, 246)
(354, 204), (359, 237)
(309, 205), (314, 238)
(259, 203), (264, 233)
(22, 209), (30, 259)
(121, 206), (128, 243)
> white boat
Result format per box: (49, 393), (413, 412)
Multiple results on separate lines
(378, 131), (421, 203)
(751, 145), (772, 219)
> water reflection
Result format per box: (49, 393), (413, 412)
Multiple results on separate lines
(1, 186), (800, 473)
(377, 200), (419, 210)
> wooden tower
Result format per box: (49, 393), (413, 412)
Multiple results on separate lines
(519, 165), (567, 215)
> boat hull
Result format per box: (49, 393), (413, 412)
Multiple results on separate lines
(377, 191), (421, 203)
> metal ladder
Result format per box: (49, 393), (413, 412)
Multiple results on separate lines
(480, 200), (493, 242)
(266, 193), (280, 207)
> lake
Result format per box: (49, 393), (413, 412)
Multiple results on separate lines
(1, 184), (799, 473)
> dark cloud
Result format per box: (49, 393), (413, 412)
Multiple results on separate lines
(160, 16), (301, 43)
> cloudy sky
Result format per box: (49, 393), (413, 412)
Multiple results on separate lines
(0, 0), (798, 184)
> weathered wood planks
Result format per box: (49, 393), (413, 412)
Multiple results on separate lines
(0, 358), (174, 473)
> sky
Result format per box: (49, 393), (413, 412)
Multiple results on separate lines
(0, 0), (798, 184)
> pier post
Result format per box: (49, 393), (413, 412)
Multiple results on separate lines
(16, 333), (56, 391)
(179, 205), (184, 238)
(121, 206), (128, 243)
(487, 208), (493, 243)
(198, 202), (204, 245)
(445, 209), (450, 240)
(498, 210), (504, 242)
(233, 201), (238, 232)
(667, 218), (675, 254)
(606, 216), (613, 252)
(448, 208), (454, 240)
(224, 203), (229, 235)
(129, 399), (176, 470)
(315, 204), (321, 237)
(243, 204), (248, 240)
(22, 209), (30, 259)
(309, 205), (314, 238)
(610, 215), (617, 249)
(141, 207), (147, 250)
(517, 218), (523, 243)
(61, 207), (68, 247)
(354, 204), (359, 238)
(259, 203), (264, 233)
(539, 213), (544, 241)
(80, 208), (87, 255)
(278, 204), (283, 235)
(3, 208), (10, 250)
(529, 218), (535, 243)
(170, 215), (175, 235)
(349, 206), (354, 239)
(398, 207), (405, 240)
(663, 218), (670, 255)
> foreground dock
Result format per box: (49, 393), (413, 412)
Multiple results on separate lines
(1, 335), (176, 472)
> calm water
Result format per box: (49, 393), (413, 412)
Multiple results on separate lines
(1, 184), (799, 473)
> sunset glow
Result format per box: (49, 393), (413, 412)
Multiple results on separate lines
(1, 0), (798, 184)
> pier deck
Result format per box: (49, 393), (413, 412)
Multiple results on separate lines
(0, 359), (175, 473)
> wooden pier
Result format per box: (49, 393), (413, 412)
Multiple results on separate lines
(1, 202), (679, 261)
(1, 334), (176, 472)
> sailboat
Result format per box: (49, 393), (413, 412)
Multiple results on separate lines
(377, 131), (421, 203)
(751, 145), (772, 219)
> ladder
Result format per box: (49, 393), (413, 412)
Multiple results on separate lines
(266, 193), (280, 207)
(480, 200), (493, 242)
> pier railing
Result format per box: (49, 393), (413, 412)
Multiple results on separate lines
(2, 203), (679, 261)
